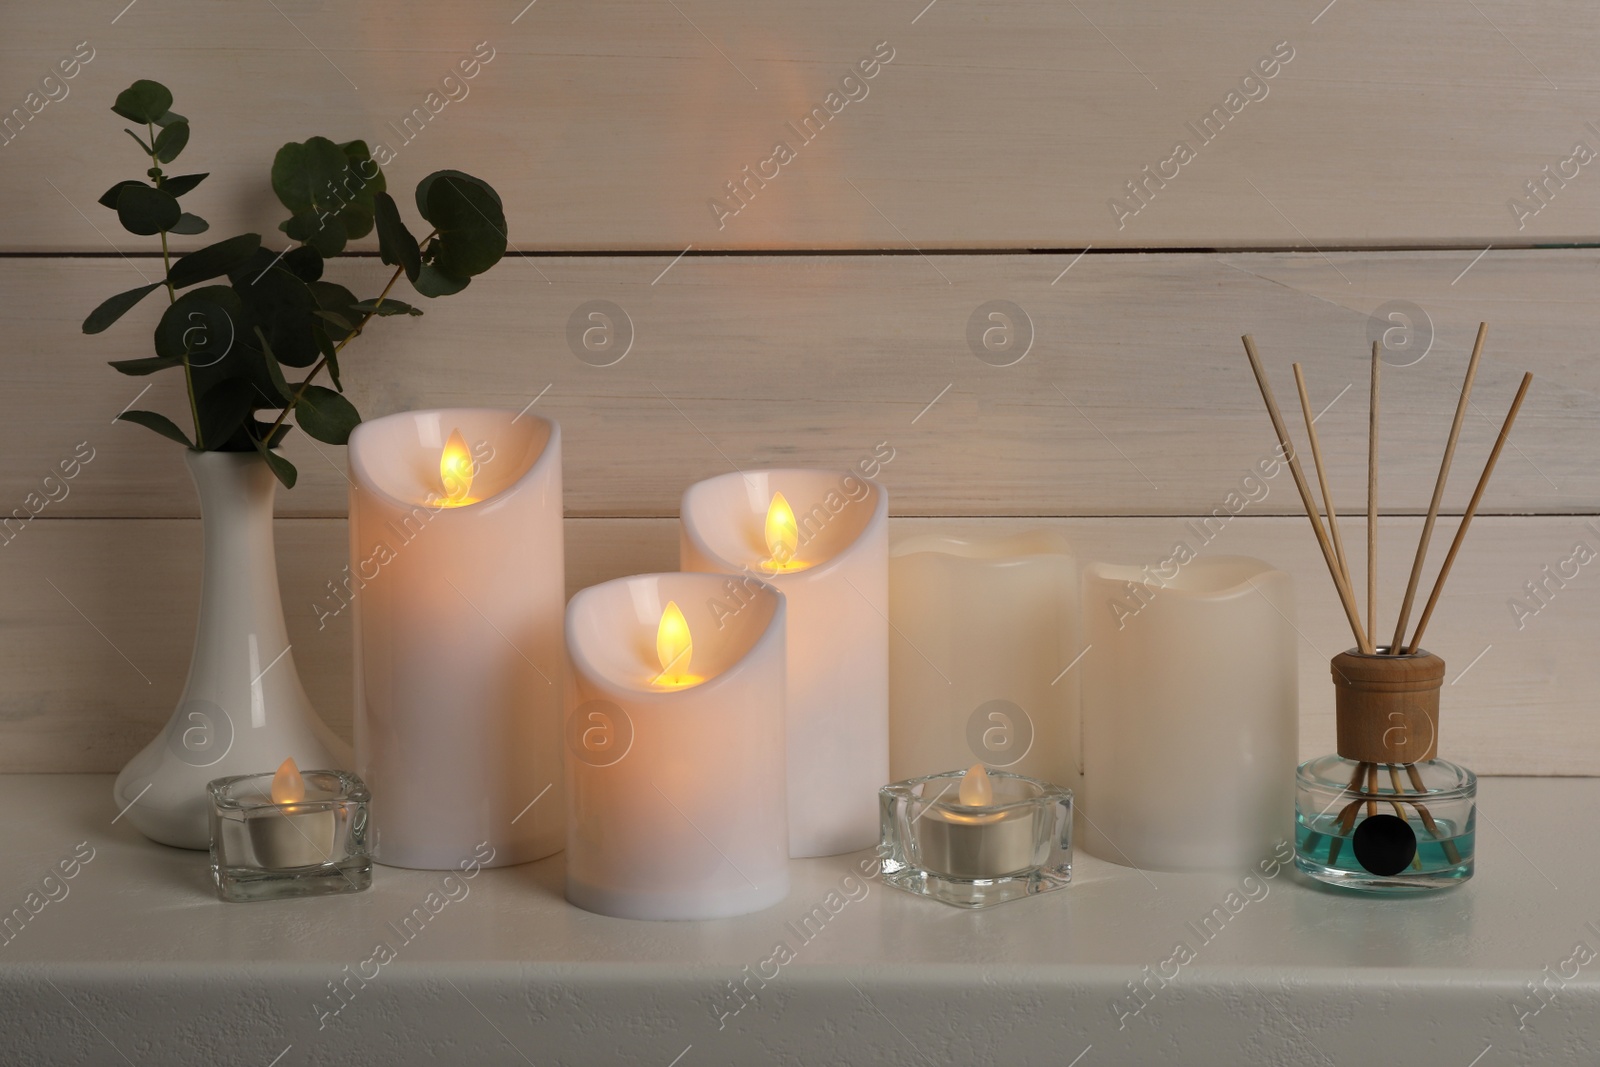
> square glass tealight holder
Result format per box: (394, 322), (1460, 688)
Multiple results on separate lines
(208, 769), (372, 902)
(879, 769), (1071, 909)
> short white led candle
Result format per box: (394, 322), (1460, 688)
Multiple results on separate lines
(347, 408), (565, 870)
(1079, 555), (1297, 871)
(679, 469), (889, 858)
(889, 530), (1080, 787)
(564, 573), (789, 920)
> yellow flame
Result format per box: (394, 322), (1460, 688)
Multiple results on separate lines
(958, 763), (994, 807)
(439, 428), (475, 506)
(765, 491), (799, 568)
(656, 600), (693, 685)
(270, 757), (306, 806)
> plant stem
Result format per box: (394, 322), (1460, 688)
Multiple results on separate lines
(149, 120), (203, 449)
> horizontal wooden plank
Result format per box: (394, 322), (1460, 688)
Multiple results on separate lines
(2, 514), (1593, 776)
(2, 1), (1598, 251)
(5, 251), (1595, 520)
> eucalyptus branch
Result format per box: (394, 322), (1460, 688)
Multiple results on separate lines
(89, 79), (509, 481)
(147, 119), (205, 448)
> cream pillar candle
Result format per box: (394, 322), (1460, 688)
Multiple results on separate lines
(347, 408), (564, 870)
(679, 469), (888, 858)
(1079, 555), (1297, 871)
(564, 573), (788, 920)
(889, 530), (1080, 787)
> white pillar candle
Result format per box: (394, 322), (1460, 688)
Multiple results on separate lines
(347, 408), (565, 870)
(1079, 555), (1297, 871)
(889, 530), (1080, 787)
(564, 573), (789, 920)
(679, 469), (889, 858)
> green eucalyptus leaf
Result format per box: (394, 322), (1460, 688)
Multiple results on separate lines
(153, 120), (189, 163)
(82, 281), (164, 334)
(168, 233), (261, 289)
(308, 280), (359, 315)
(283, 245), (324, 283)
(339, 141), (385, 196)
(97, 180), (146, 210)
(412, 260), (470, 298)
(417, 171), (507, 279)
(117, 409), (191, 447)
(154, 109), (186, 128)
(282, 209), (347, 258)
(198, 376), (257, 448)
(183, 286), (275, 403)
(168, 212), (209, 235)
(109, 355), (186, 376)
(294, 384), (360, 445)
(236, 265), (319, 367)
(252, 435), (298, 488)
(350, 298), (422, 317)
(312, 309), (354, 332)
(372, 192), (421, 281)
(154, 291), (238, 369)
(255, 419), (293, 450)
(112, 80), (172, 124)
(272, 137), (384, 255)
(123, 129), (153, 154)
(335, 140), (383, 239)
(271, 137), (348, 215)
(115, 184), (180, 236)
(313, 327), (343, 391)
(415, 169), (502, 218)
(160, 172), (208, 197)
(254, 326), (294, 402)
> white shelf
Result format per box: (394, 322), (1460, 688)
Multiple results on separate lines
(2, 775), (1594, 1065)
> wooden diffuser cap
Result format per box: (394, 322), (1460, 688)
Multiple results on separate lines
(1331, 649), (1445, 764)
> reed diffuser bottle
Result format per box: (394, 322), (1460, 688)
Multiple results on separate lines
(1295, 649), (1475, 891)
(1240, 324), (1532, 894)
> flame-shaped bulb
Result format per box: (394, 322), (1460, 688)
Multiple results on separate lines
(270, 757), (306, 806)
(765, 491), (798, 567)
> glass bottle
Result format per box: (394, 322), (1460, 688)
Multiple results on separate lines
(1294, 648), (1476, 892)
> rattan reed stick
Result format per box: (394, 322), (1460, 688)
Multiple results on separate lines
(1405, 371), (1533, 653)
(1240, 336), (1374, 654)
(1390, 322), (1487, 652)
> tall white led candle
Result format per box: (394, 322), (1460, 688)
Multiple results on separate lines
(1079, 555), (1297, 871)
(680, 469), (888, 858)
(564, 572), (788, 920)
(347, 408), (564, 870)
(889, 530), (1080, 787)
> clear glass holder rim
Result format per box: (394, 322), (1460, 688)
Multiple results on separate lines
(207, 768), (370, 811)
(881, 768), (1072, 817)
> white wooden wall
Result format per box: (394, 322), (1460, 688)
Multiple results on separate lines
(1, 1), (1595, 773)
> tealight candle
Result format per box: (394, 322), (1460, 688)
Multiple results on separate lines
(250, 758), (337, 869)
(914, 764), (1037, 879)
(208, 761), (371, 902)
(564, 573), (788, 920)
(680, 469), (889, 858)
(348, 408), (565, 870)
(879, 764), (1072, 909)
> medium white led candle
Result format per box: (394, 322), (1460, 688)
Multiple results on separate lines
(680, 469), (888, 858)
(1079, 555), (1297, 871)
(564, 573), (789, 920)
(889, 530), (1080, 787)
(347, 408), (565, 870)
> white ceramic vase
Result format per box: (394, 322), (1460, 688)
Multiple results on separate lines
(112, 451), (351, 849)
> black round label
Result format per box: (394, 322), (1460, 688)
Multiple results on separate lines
(1352, 814), (1418, 876)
